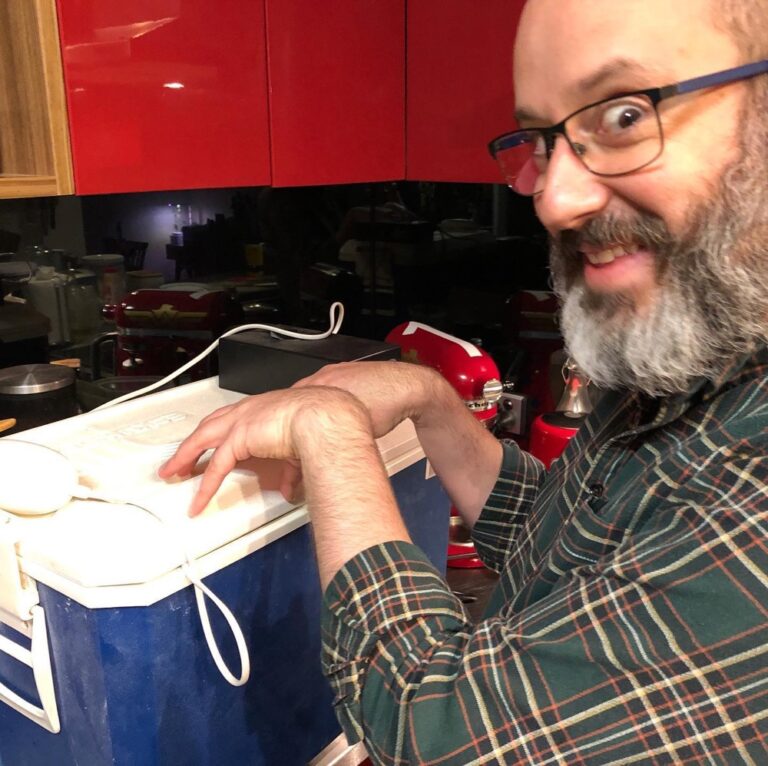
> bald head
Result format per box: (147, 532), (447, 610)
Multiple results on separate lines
(514, 0), (746, 128)
(518, 0), (768, 66)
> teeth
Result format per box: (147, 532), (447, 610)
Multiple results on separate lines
(584, 246), (628, 265)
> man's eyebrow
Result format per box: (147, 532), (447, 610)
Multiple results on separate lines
(514, 105), (543, 124)
(514, 58), (666, 125)
(574, 57), (665, 94)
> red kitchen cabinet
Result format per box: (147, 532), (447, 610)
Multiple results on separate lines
(266, 0), (406, 187)
(56, 0), (272, 195)
(406, 0), (526, 183)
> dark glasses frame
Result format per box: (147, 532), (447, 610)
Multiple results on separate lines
(488, 59), (768, 187)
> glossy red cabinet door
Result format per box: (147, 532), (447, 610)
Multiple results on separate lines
(266, 0), (406, 187)
(56, 0), (272, 194)
(406, 0), (526, 183)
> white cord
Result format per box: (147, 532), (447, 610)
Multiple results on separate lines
(72, 488), (251, 687)
(171, 512), (252, 687)
(187, 566), (250, 686)
(174, 512), (251, 687)
(140, 500), (252, 686)
(94, 300), (346, 411)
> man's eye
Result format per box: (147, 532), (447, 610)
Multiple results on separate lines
(599, 102), (649, 134)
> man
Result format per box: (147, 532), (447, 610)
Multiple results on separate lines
(161, 0), (768, 762)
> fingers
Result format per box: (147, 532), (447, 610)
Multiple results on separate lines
(158, 408), (233, 478)
(159, 386), (361, 517)
(196, 402), (237, 427)
(158, 438), (204, 479)
(187, 442), (238, 517)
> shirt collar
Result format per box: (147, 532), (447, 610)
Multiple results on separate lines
(642, 343), (768, 429)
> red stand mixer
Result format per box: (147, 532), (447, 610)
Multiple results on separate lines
(386, 321), (503, 568)
(385, 322), (594, 567)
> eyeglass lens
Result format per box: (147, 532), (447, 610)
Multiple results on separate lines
(494, 93), (663, 195)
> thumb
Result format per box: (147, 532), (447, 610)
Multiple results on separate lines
(279, 460), (304, 503)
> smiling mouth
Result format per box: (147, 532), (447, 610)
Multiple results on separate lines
(580, 244), (635, 266)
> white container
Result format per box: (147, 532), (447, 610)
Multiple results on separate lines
(125, 270), (164, 292)
(23, 267), (70, 345)
(0, 261), (37, 286)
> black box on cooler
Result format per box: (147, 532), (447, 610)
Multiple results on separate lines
(218, 329), (401, 395)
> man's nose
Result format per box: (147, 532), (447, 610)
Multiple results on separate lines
(534, 136), (611, 233)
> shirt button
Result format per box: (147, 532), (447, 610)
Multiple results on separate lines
(588, 482), (605, 498)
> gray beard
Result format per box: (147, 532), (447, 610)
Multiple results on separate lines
(549, 111), (768, 396)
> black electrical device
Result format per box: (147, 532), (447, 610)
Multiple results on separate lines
(218, 328), (401, 395)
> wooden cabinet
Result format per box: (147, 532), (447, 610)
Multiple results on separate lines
(0, 0), (74, 199)
(406, 0), (526, 183)
(56, 0), (272, 195)
(266, 0), (406, 187)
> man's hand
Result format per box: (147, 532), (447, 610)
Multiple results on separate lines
(295, 360), (505, 530)
(159, 386), (372, 517)
(293, 360), (443, 435)
(159, 384), (411, 586)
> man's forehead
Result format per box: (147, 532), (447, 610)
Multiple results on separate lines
(517, 0), (713, 48)
(513, 0), (729, 122)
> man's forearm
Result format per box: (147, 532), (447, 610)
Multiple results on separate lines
(293, 361), (505, 536)
(411, 369), (504, 530)
(297, 406), (411, 588)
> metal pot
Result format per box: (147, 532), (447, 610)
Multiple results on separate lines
(0, 364), (78, 436)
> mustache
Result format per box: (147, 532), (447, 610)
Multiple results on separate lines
(556, 213), (675, 258)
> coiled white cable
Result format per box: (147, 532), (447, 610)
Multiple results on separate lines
(85, 493), (251, 686)
(143, 500), (251, 687)
(95, 300), (346, 411)
(187, 563), (250, 686)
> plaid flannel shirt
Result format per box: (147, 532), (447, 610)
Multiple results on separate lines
(321, 346), (768, 765)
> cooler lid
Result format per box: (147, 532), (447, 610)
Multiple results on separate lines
(3, 377), (423, 601)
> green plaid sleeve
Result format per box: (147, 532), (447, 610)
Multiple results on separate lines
(321, 449), (768, 765)
(321, 541), (472, 746)
(472, 440), (546, 572)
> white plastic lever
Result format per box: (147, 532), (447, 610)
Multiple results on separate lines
(0, 605), (61, 733)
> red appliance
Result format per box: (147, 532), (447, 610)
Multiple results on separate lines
(528, 359), (592, 468)
(504, 290), (564, 421)
(386, 321), (502, 567)
(111, 288), (244, 379)
(386, 321), (503, 424)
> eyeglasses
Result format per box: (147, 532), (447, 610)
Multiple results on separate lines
(488, 59), (768, 196)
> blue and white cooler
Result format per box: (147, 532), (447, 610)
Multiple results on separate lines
(0, 378), (449, 765)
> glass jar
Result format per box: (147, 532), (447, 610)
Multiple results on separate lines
(65, 271), (104, 344)
(80, 253), (126, 306)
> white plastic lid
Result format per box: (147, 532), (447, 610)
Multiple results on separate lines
(6, 378), (423, 598)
